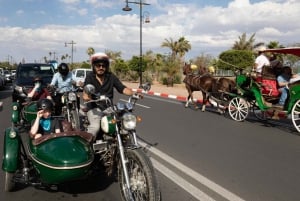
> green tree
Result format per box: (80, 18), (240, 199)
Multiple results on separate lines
(217, 50), (254, 72)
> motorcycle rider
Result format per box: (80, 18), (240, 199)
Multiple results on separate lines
(30, 98), (62, 140)
(49, 63), (76, 115)
(27, 77), (52, 101)
(82, 52), (133, 139)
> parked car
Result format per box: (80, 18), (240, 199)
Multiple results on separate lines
(72, 68), (92, 87)
(0, 74), (5, 90)
(3, 70), (13, 83)
(12, 63), (55, 102)
(10, 69), (16, 80)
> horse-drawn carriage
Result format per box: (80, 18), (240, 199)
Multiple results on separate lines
(227, 47), (300, 132)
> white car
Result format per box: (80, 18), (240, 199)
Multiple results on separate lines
(72, 68), (92, 87)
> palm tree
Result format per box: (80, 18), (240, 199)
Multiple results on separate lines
(177, 36), (191, 60)
(267, 41), (284, 49)
(232, 33), (256, 50)
(86, 47), (95, 58)
(161, 37), (191, 61)
(161, 37), (178, 59)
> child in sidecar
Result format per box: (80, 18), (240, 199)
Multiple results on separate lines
(29, 98), (62, 139)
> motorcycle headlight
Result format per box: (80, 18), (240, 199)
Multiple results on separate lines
(9, 131), (17, 138)
(122, 113), (136, 130)
(101, 116), (116, 135)
(61, 94), (68, 104)
(68, 92), (77, 101)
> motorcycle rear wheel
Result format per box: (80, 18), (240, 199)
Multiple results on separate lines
(4, 172), (15, 192)
(118, 149), (161, 201)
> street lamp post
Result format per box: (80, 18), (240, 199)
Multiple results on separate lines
(65, 40), (76, 64)
(122, 0), (150, 87)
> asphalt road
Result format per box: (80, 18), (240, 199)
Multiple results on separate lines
(1, 84), (300, 201)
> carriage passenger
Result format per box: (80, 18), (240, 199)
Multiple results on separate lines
(275, 66), (300, 108)
(30, 99), (62, 140)
(269, 54), (283, 77)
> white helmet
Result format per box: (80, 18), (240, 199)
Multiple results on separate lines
(90, 52), (110, 73)
(256, 46), (267, 53)
(90, 52), (109, 65)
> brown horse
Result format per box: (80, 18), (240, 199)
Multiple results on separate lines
(183, 63), (236, 112)
(183, 63), (215, 111)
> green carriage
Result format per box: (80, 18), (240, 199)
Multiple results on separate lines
(227, 47), (300, 132)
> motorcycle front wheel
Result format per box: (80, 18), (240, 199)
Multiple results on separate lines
(70, 110), (80, 130)
(118, 149), (161, 201)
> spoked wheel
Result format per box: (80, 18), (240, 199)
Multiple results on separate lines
(291, 99), (300, 132)
(119, 149), (161, 201)
(252, 105), (268, 121)
(4, 172), (15, 192)
(228, 97), (249, 121)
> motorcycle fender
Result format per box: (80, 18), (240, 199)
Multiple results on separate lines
(2, 127), (20, 172)
(11, 102), (20, 123)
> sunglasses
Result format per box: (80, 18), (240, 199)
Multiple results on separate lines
(94, 63), (107, 68)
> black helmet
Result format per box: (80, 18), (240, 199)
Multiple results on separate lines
(58, 63), (69, 76)
(37, 99), (53, 111)
(90, 52), (110, 73)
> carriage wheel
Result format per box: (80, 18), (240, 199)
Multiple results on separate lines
(252, 105), (268, 121)
(228, 97), (249, 121)
(291, 99), (300, 132)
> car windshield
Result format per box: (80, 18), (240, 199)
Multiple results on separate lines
(76, 70), (85, 78)
(18, 65), (54, 79)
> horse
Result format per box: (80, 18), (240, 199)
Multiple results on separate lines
(183, 63), (216, 111)
(183, 63), (236, 112)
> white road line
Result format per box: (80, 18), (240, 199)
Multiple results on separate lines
(151, 158), (215, 201)
(139, 141), (246, 201)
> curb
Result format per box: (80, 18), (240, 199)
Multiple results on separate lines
(132, 88), (203, 103)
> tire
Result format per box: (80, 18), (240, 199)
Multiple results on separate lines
(118, 149), (161, 201)
(4, 172), (15, 192)
(228, 97), (249, 121)
(291, 99), (300, 132)
(252, 105), (268, 121)
(70, 109), (80, 130)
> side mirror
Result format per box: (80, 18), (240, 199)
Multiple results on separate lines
(139, 82), (151, 92)
(83, 84), (96, 95)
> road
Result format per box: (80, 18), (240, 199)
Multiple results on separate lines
(1, 85), (300, 201)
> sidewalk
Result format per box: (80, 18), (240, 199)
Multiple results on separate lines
(122, 81), (203, 102)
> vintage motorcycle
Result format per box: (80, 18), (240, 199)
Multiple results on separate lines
(2, 84), (161, 201)
(49, 85), (81, 130)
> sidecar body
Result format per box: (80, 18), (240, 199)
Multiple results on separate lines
(2, 126), (95, 185)
(28, 131), (94, 184)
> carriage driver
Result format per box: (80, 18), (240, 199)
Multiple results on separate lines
(82, 52), (133, 140)
(253, 46), (270, 75)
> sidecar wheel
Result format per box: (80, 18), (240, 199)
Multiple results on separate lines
(4, 172), (15, 192)
(118, 149), (161, 201)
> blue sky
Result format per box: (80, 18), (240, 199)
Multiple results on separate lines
(0, 0), (299, 63)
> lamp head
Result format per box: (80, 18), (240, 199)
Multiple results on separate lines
(122, 5), (132, 11)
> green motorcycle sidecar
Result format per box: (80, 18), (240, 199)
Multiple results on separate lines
(28, 131), (94, 184)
